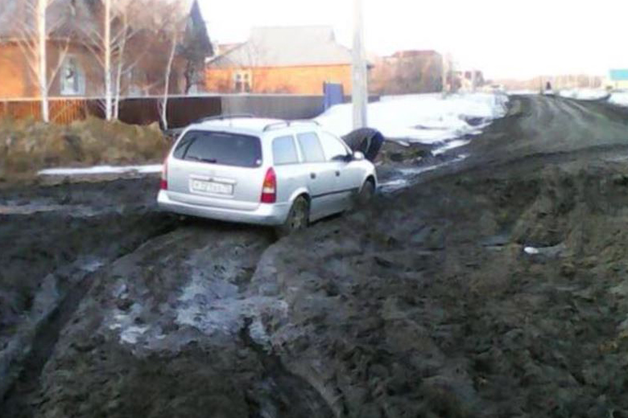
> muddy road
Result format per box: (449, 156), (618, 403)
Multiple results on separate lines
(2, 95), (628, 417)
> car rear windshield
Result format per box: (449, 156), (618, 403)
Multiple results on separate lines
(173, 130), (262, 168)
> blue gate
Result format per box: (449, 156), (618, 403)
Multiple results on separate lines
(323, 82), (344, 111)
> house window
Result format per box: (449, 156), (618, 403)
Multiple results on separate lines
(60, 57), (85, 96)
(234, 71), (251, 93)
(127, 68), (143, 97)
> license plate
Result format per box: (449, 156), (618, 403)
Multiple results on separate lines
(190, 179), (233, 195)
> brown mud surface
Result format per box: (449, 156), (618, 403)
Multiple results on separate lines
(2, 95), (628, 417)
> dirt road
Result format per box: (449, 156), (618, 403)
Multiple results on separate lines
(2, 95), (628, 417)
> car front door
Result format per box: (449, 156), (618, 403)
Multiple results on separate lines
(319, 131), (363, 210)
(296, 132), (340, 221)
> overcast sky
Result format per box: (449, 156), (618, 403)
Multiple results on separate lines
(199, 0), (627, 80)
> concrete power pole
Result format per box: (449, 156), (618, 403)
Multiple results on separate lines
(352, 0), (368, 129)
(37, 0), (49, 123)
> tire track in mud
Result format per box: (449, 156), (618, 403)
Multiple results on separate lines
(0, 216), (180, 418)
(5, 219), (334, 418)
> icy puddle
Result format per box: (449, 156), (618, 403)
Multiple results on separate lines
(380, 154), (469, 193)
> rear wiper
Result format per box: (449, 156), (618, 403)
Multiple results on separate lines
(187, 156), (218, 164)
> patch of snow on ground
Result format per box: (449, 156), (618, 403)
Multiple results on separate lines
(609, 92), (628, 107)
(38, 164), (162, 176)
(433, 139), (471, 156)
(559, 89), (610, 101)
(507, 90), (539, 96)
(315, 93), (508, 145)
(524, 247), (541, 255)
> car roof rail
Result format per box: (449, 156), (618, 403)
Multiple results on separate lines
(262, 120), (320, 132)
(196, 114), (255, 123)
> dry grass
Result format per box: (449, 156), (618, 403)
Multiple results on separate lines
(0, 117), (170, 183)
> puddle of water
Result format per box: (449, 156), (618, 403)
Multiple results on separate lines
(379, 178), (409, 192)
(379, 154), (469, 193)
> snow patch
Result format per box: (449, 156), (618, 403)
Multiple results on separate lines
(609, 92), (628, 107)
(38, 164), (163, 176)
(0, 203), (100, 216)
(315, 93), (508, 145)
(507, 90), (539, 96)
(558, 89), (610, 101)
(120, 325), (149, 344)
(433, 139), (471, 156)
(524, 247), (541, 255)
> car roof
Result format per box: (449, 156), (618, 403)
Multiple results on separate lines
(186, 118), (320, 137)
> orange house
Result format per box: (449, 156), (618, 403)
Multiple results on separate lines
(0, 0), (212, 100)
(206, 26), (353, 95)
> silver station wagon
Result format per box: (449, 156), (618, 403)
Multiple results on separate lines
(158, 116), (378, 235)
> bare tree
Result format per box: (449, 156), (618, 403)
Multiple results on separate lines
(79, 0), (186, 121)
(157, 3), (191, 129)
(159, 31), (178, 130)
(12, 0), (70, 122)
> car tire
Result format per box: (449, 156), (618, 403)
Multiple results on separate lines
(275, 196), (309, 237)
(356, 179), (375, 207)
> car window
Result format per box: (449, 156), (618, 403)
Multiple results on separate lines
(173, 130), (262, 168)
(296, 132), (326, 163)
(320, 131), (350, 161)
(273, 135), (299, 165)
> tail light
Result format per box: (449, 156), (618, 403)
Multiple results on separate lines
(160, 158), (168, 190)
(261, 168), (276, 203)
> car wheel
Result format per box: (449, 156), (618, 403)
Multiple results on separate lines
(356, 179), (375, 206)
(358, 179), (375, 205)
(275, 196), (309, 237)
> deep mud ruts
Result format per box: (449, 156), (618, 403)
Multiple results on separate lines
(3, 95), (628, 417)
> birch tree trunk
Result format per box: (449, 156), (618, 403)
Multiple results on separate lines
(113, 33), (127, 120)
(160, 34), (178, 130)
(37, 0), (49, 123)
(104, 0), (112, 121)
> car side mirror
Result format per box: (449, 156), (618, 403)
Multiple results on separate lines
(353, 151), (365, 161)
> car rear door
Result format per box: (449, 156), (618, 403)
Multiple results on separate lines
(166, 130), (265, 211)
(295, 132), (340, 221)
(271, 134), (304, 205)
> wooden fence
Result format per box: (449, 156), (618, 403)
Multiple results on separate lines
(0, 94), (335, 128)
(0, 98), (95, 125)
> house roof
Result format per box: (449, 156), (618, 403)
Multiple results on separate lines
(207, 26), (352, 69)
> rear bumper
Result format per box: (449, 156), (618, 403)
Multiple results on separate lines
(157, 190), (290, 226)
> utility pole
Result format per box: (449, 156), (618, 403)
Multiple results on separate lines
(37, 0), (49, 123)
(352, 0), (368, 129)
(441, 54), (448, 95)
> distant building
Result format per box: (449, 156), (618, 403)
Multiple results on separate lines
(369, 50), (443, 95)
(456, 70), (485, 92)
(205, 26), (353, 95)
(605, 69), (628, 89)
